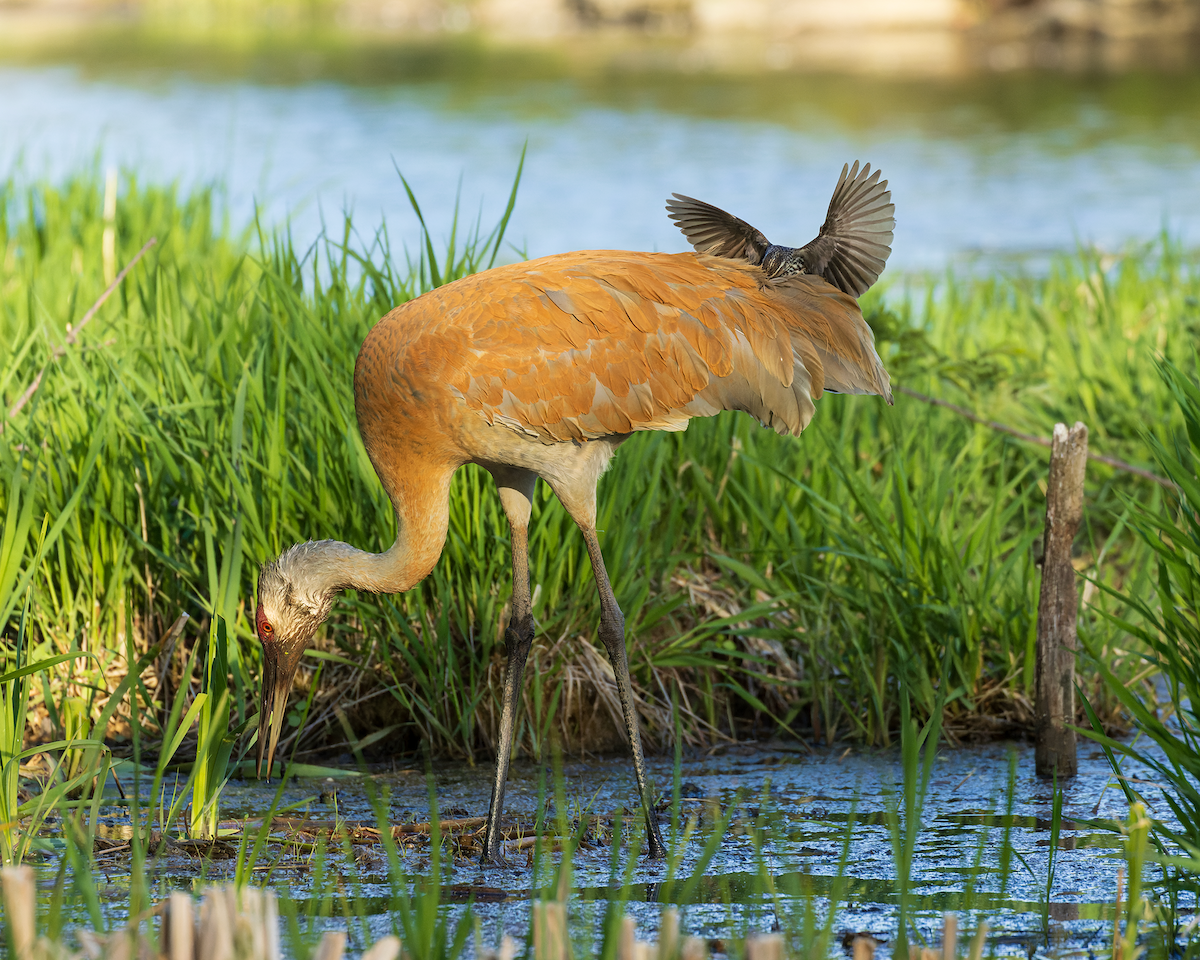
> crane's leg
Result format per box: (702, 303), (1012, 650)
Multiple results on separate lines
(482, 468), (538, 864)
(581, 527), (668, 859)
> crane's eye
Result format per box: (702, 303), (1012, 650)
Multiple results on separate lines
(256, 605), (274, 641)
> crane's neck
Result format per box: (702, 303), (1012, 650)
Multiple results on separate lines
(271, 509), (446, 618)
(285, 537), (420, 598)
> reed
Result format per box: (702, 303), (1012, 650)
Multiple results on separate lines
(0, 166), (1194, 777)
(1080, 354), (1200, 936)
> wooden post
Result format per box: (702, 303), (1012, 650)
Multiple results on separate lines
(1035, 421), (1088, 778)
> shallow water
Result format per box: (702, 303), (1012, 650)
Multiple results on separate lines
(3, 50), (1200, 275)
(37, 739), (1168, 958)
(6, 44), (1196, 953)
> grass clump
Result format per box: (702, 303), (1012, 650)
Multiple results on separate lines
(1080, 354), (1200, 950)
(0, 166), (1196, 779)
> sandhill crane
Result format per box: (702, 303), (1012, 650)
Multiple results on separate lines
(254, 161), (895, 864)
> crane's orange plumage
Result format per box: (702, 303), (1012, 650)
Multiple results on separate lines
(356, 250), (890, 456)
(256, 171), (895, 866)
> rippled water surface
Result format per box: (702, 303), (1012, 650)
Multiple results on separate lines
(39, 740), (1151, 958)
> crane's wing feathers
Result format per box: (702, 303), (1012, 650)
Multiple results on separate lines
(389, 251), (890, 445)
(796, 160), (895, 298)
(665, 194), (770, 265)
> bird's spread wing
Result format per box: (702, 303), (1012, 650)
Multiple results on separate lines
(366, 251), (891, 445)
(665, 194), (770, 265)
(796, 161), (895, 298)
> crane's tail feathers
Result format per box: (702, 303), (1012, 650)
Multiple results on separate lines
(772, 275), (893, 406)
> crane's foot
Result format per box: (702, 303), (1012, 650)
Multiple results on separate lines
(479, 845), (517, 868)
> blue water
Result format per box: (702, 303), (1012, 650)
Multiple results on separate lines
(3, 62), (1200, 274)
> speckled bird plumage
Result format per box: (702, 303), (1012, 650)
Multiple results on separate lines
(666, 161), (895, 297)
(254, 166), (896, 864)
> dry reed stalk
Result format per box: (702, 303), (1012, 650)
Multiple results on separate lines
(852, 937), (875, 960)
(2, 874), (995, 960)
(967, 922), (988, 960)
(618, 917), (636, 960)
(360, 936), (401, 960)
(658, 909), (679, 960)
(165, 892), (193, 960)
(1113, 868), (1125, 960)
(532, 901), (569, 960)
(311, 932), (346, 960)
(197, 886), (232, 960)
(745, 934), (783, 960)
(236, 887), (266, 960)
(102, 167), (118, 286)
(262, 890), (279, 960)
(2, 865), (36, 960)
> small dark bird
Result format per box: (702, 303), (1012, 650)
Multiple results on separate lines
(253, 161), (895, 866)
(666, 161), (894, 297)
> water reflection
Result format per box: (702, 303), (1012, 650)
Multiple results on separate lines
(2, 46), (1199, 274)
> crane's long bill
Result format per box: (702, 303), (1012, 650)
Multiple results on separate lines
(257, 644), (303, 781)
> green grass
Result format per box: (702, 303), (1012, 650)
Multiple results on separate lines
(0, 166), (1196, 780)
(1078, 354), (1200, 947)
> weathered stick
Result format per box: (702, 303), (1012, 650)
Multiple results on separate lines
(1036, 421), (1088, 778)
(896, 385), (1174, 490)
(7, 236), (157, 422)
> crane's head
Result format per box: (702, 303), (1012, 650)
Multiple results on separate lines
(254, 543), (339, 780)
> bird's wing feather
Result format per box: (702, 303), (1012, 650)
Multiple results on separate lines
(797, 161), (895, 298)
(363, 251), (890, 448)
(665, 194), (770, 265)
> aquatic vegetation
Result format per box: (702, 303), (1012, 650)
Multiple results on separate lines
(1080, 354), (1200, 945)
(0, 729), (1164, 960)
(0, 165), (1195, 776)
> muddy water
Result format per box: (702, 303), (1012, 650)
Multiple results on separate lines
(46, 740), (1153, 958)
